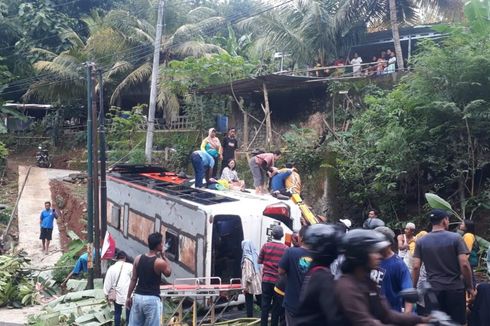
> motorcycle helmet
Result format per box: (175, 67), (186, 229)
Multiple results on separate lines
(364, 218), (385, 230)
(341, 229), (391, 268)
(303, 223), (342, 266)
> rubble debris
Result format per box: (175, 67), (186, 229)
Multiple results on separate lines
(62, 173), (88, 184)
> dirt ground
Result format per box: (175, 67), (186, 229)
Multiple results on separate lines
(50, 179), (87, 250)
(16, 166), (77, 268)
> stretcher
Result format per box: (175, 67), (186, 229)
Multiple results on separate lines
(141, 172), (188, 185)
(160, 277), (245, 326)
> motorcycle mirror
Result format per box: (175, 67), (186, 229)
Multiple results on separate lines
(399, 288), (420, 303)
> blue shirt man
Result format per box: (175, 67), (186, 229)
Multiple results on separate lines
(379, 254), (413, 312)
(271, 170), (292, 192)
(191, 150), (215, 188)
(39, 201), (57, 254)
(278, 228), (312, 323)
(374, 226), (413, 312)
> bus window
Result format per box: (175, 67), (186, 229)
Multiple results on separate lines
(211, 215), (243, 283)
(165, 230), (179, 261)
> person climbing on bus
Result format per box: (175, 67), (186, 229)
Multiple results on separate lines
(270, 168), (293, 199)
(248, 150), (281, 195)
(282, 162), (302, 196)
(190, 150), (216, 188)
(200, 128), (222, 178)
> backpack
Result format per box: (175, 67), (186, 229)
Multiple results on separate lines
(469, 235), (480, 267)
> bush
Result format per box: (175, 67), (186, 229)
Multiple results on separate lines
(282, 125), (323, 172)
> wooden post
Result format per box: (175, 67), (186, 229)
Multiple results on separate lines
(262, 83), (272, 150)
(240, 97), (249, 150)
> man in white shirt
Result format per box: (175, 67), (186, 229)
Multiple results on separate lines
(103, 251), (133, 326)
(351, 53), (363, 77)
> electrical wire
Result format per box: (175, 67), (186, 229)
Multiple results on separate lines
(0, 0), (295, 97)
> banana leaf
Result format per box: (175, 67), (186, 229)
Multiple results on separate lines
(424, 193), (462, 221)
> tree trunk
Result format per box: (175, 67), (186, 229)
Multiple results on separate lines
(262, 83), (272, 150)
(389, 0), (405, 71)
(241, 98), (249, 150)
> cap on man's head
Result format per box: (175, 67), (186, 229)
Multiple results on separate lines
(405, 222), (416, 230)
(271, 225), (284, 239)
(428, 208), (450, 222)
(339, 219), (352, 229)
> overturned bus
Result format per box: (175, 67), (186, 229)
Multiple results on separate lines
(106, 164), (302, 284)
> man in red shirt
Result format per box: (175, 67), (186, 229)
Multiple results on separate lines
(258, 225), (287, 326)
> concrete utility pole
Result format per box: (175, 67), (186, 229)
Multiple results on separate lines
(98, 69), (107, 241)
(91, 70), (101, 278)
(145, 0), (165, 163)
(85, 63), (95, 290)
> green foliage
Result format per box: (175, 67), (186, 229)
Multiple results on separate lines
(0, 141), (7, 161)
(282, 125), (323, 172)
(52, 236), (85, 284)
(165, 53), (257, 93)
(164, 53), (257, 130)
(106, 105), (145, 152)
(0, 253), (36, 307)
(331, 12), (490, 220)
(158, 132), (198, 171)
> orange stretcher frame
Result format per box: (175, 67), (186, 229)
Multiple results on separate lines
(160, 277), (243, 326)
(140, 172), (188, 185)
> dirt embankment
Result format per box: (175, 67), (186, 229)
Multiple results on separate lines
(50, 180), (87, 250)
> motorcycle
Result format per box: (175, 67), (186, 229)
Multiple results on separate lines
(399, 283), (460, 326)
(36, 145), (51, 168)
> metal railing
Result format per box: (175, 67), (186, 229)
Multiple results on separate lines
(276, 60), (408, 80)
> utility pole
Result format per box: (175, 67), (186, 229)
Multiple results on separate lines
(98, 69), (107, 241)
(144, 0), (165, 163)
(92, 69), (101, 278)
(85, 63), (94, 290)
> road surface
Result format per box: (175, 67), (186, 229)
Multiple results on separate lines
(0, 166), (76, 325)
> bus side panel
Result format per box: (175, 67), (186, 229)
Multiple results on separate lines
(107, 178), (206, 281)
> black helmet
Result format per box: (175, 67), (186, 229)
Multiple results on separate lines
(303, 224), (342, 265)
(341, 229), (391, 267)
(364, 218), (385, 230)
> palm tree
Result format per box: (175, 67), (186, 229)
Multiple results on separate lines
(25, 6), (227, 122)
(384, 0), (463, 70)
(239, 0), (385, 68)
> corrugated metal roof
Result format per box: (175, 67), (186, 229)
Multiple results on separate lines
(3, 103), (53, 110)
(198, 74), (327, 96)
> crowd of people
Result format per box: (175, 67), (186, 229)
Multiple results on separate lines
(239, 209), (489, 326)
(44, 199), (490, 325)
(311, 49), (400, 78)
(191, 127), (302, 197)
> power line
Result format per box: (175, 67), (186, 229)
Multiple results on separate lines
(0, 3), (159, 53)
(1, 0), (295, 97)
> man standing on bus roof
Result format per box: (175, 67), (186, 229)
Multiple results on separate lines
(40, 201), (57, 254)
(191, 150), (215, 188)
(221, 127), (238, 172)
(126, 233), (172, 326)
